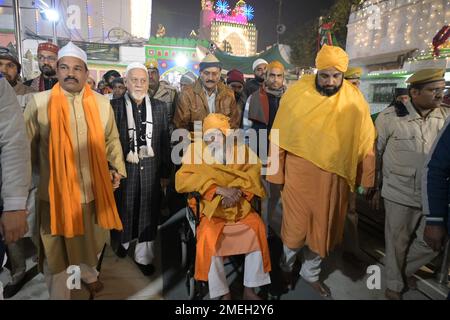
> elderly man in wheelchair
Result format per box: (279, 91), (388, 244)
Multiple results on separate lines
(175, 113), (271, 300)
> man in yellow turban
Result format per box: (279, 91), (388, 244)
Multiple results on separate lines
(176, 113), (271, 300)
(266, 45), (376, 297)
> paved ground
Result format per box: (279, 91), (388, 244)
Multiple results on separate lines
(1, 205), (448, 300)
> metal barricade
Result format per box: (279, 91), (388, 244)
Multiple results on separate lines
(437, 238), (449, 285)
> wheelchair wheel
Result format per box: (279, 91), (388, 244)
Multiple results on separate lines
(181, 238), (188, 269)
(186, 270), (196, 300)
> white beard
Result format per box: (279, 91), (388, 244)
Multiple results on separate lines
(129, 91), (147, 102)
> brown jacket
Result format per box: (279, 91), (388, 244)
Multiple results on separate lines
(174, 79), (240, 130)
(14, 81), (37, 111)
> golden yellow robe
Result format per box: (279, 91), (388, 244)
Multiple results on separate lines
(176, 141), (271, 281)
(270, 75), (375, 191)
(267, 76), (376, 257)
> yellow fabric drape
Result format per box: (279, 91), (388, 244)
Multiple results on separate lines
(48, 83), (123, 237)
(175, 141), (265, 222)
(270, 75), (376, 191)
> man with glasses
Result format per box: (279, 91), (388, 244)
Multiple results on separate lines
(174, 54), (240, 130)
(110, 63), (170, 276)
(24, 42), (59, 92)
(372, 68), (450, 300)
(145, 59), (177, 134)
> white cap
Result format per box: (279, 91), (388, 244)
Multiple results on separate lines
(125, 62), (147, 77)
(58, 41), (87, 64)
(180, 71), (197, 85)
(252, 58), (268, 71)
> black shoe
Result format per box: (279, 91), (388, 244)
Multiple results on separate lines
(115, 245), (128, 258)
(134, 262), (155, 276)
(342, 251), (370, 270)
(3, 276), (27, 299)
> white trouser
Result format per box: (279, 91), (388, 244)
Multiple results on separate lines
(43, 260), (100, 300)
(208, 251), (271, 299)
(122, 241), (155, 265)
(280, 245), (322, 283)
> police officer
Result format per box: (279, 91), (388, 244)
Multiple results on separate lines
(146, 59), (178, 134)
(344, 66), (363, 88)
(372, 68), (449, 300)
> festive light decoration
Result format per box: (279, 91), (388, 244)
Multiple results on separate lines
(198, 1), (257, 56)
(216, 0), (230, 15)
(433, 25), (450, 56)
(213, 0), (254, 24)
(243, 4), (254, 21)
(204, 0), (257, 56)
(348, 0), (450, 60)
(131, 0), (152, 39)
(86, 0), (92, 42)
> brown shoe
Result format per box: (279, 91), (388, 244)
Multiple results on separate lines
(83, 280), (104, 299)
(406, 276), (417, 290)
(385, 288), (402, 300)
(342, 251), (370, 270)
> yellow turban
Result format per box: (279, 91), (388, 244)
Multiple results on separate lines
(145, 58), (159, 70)
(315, 44), (349, 73)
(203, 113), (230, 135)
(267, 60), (285, 73)
(344, 66), (363, 79)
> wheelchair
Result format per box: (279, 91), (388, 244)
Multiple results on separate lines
(180, 192), (268, 300)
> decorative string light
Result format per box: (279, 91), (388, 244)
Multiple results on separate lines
(86, 0), (92, 42)
(101, 0), (105, 42)
(350, 0), (449, 60)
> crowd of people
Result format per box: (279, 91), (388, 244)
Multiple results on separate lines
(0, 40), (449, 300)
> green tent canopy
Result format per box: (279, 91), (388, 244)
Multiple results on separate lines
(214, 44), (294, 74)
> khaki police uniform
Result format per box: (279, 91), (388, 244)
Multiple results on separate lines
(376, 100), (449, 292)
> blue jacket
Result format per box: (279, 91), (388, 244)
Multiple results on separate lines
(422, 117), (450, 234)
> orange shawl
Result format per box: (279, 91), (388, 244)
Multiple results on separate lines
(48, 83), (123, 237)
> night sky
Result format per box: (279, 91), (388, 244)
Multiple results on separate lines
(151, 0), (335, 51)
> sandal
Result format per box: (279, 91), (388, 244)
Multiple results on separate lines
(82, 280), (104, 300)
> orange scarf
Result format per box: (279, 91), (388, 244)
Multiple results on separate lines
(48, 83), (123, 237)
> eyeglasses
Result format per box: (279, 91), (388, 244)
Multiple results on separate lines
(38, 55), (57, 62)
(424, 87), (448, 95)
